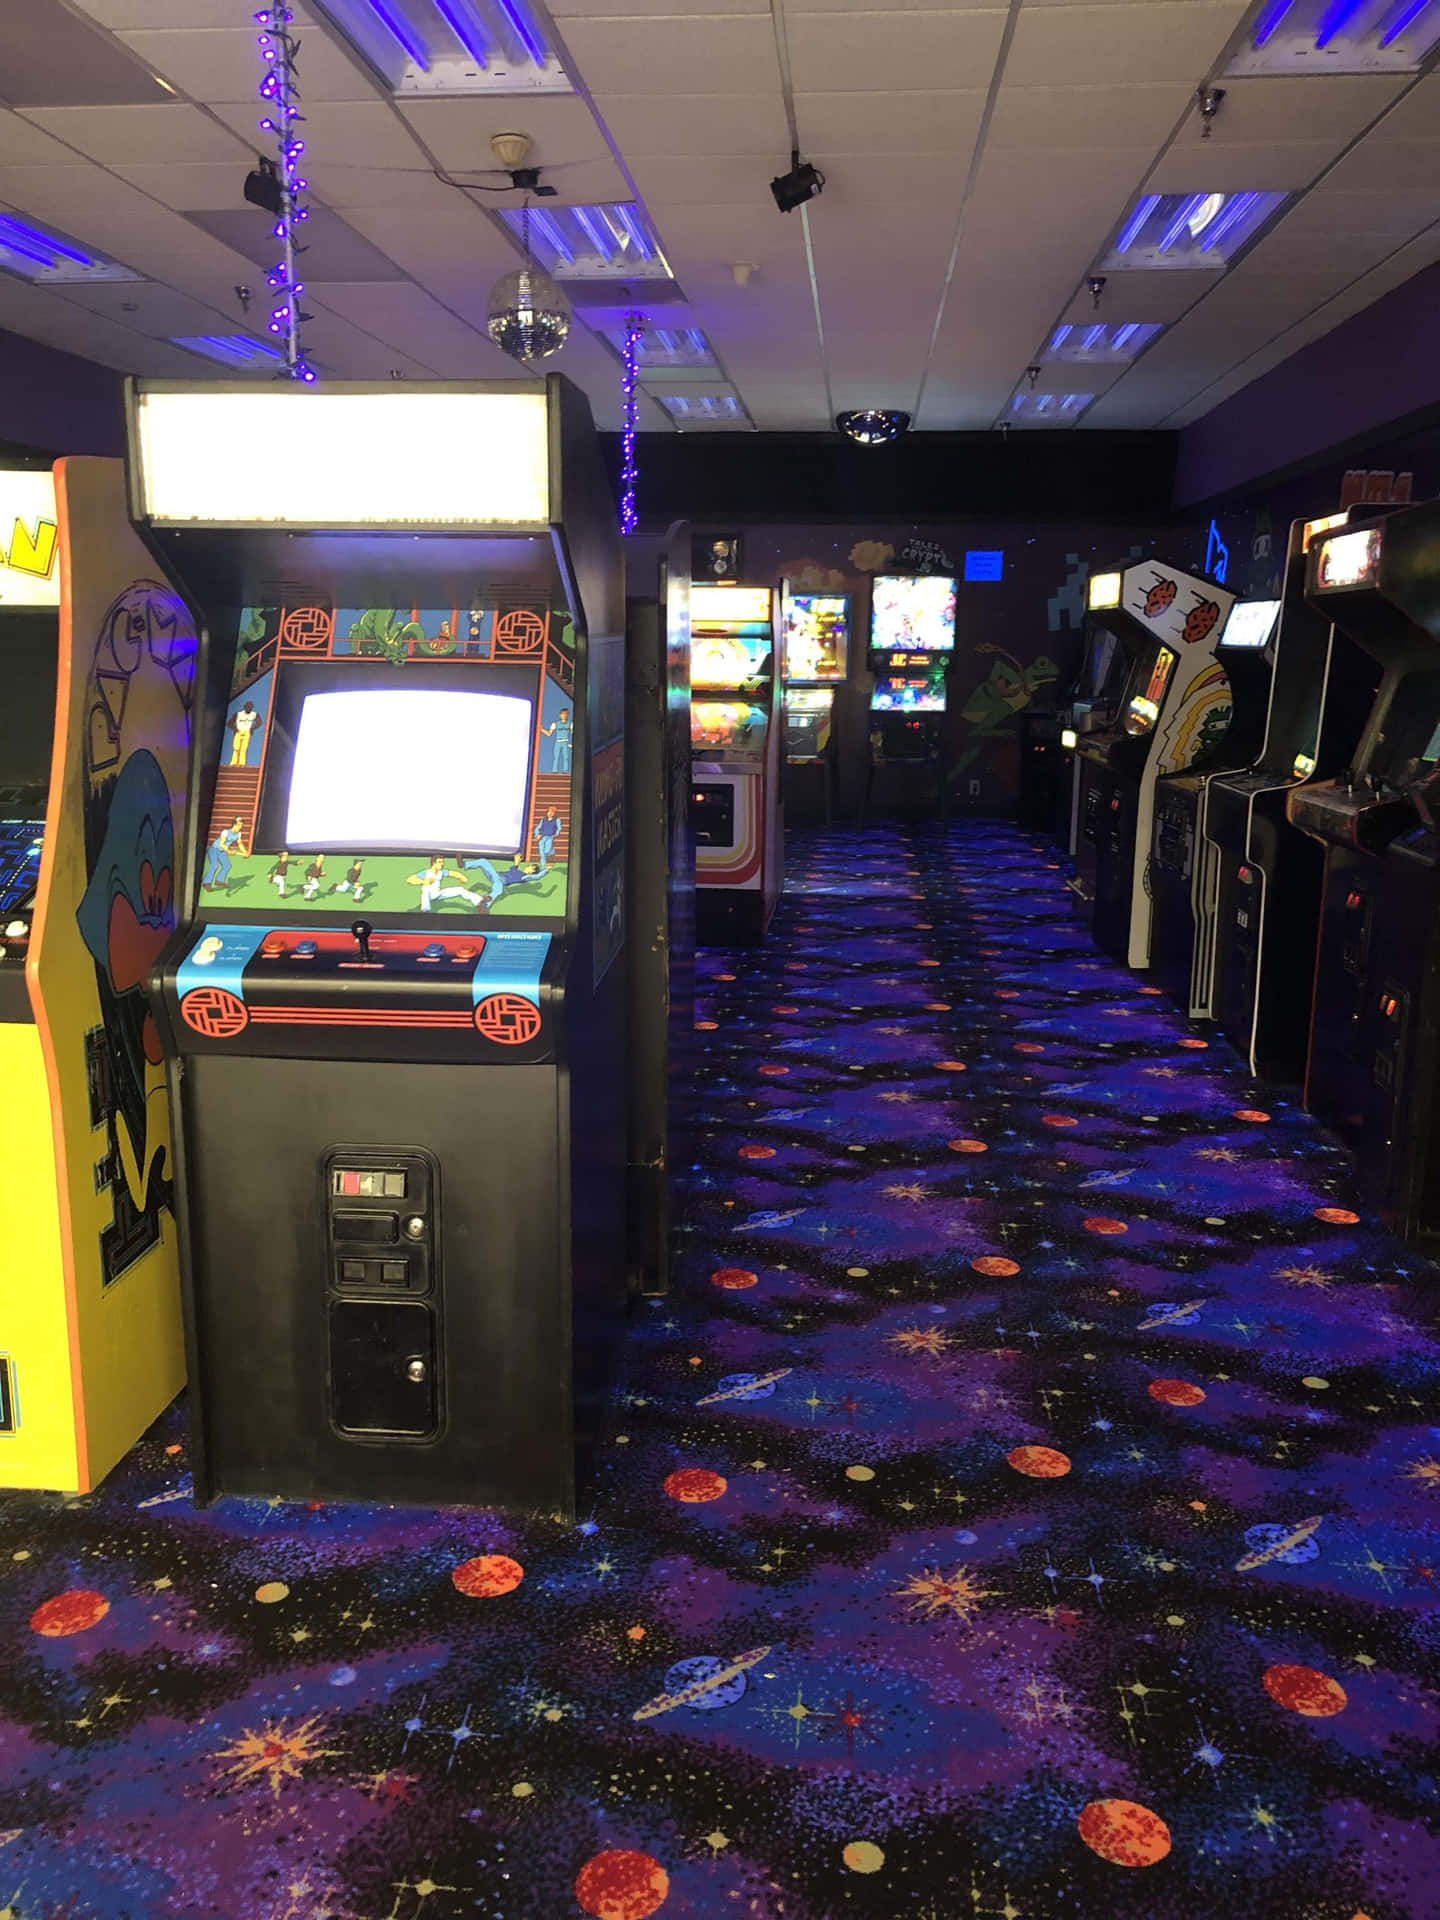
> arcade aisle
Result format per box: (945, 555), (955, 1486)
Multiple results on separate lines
(3, 822), (1440, 1920)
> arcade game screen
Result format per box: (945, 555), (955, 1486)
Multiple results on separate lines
(283, 686), (534, 854)
(870, 576), (956, 653)
(781, 594), (849, 682)
(1124, 646), (1177, 734)
(1221, 599), (1280, 649)
(692, 700), (768, 755)
(785, 687), (834, 758)
(872, 667), (947, 713)
(691, 629), (772, 690)
(1316, 527), (1382, 591)
(0, 814), (43, 920)
(1081, 629), (1121, 700)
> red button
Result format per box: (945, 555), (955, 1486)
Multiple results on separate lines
(341, 1170), (361, 1195)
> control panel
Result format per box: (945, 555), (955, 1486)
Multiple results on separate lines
(161, 920), (552, 1064)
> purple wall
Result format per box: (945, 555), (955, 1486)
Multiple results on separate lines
(0, 324), (125, 459)
(1175, 261), (1440, 509)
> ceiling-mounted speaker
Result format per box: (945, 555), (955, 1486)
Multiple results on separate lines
(490, 131), (532, 170)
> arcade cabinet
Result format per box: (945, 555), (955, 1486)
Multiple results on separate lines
(1062, 570), (1141, 866)
(625, 524), (694, 1294)
(863, 573), (956, 821)
(1205, 514), (1381, 1079)
(691, 584), (782, 942)
(781, 585), (848, 827)
(1287, 502), (1440, 1244)
(1149, 594), (1280, 1017)
(135, 375), (629, 1512)
(2, 458), (190, 1492)
(1071, 560), (1235, 969)
(1016, 621), (1084, 835)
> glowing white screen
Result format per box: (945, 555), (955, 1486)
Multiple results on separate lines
(285, 688), (534, 853)
(134, 388), (549, 526)
(1221, 599), (1280, 648)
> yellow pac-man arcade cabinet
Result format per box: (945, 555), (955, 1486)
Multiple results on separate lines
(1, 457), (190, 1491)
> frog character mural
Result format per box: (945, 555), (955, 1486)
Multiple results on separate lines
(951, 642), (1060, 775)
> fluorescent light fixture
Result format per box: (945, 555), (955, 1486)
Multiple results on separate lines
(499, 203), (669, 281)
(1043, 321), (1162, 364)
(132, 387), (550, 528)
(1088, 571), (1122, 611)
(605, 324), (716, 370)
(659, 393), (747, 428)
(1009, 391), (1093, 421)
(1098, 190), (1287, 269)
(1226, 0), (1440, 70)
(1114, 194), (1160, 254)
(170, 334), (286, 370)
(0, 469), (60, 607)
(0, 213), (138, 285)
(309, 0), (568, 93)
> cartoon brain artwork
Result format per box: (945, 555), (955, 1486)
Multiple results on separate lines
(1142, 576), (1178, 619)
(1181, 597), (1222, 645)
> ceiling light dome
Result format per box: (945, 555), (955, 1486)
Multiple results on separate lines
(837, 409), (910, 446)
(486, 262), (571, 364)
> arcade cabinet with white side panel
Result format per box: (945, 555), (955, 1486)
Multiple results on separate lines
(1149, 595), (1280, 1018)
(1, 458), (190, 1492)
(624, 523), (694, 1295)
(864, 574), (956, 819)
(1072, 560), (1235, 969)
(781, 585), (849, 826)
(1205, 514), (1381, 1080)
(135, 376), (630, 1513)
(690, 585), (782, 942)
(1287, 503), (1440, 1245)
(1064, 568), (1144, 869)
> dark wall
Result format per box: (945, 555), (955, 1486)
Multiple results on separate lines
(0, 323), (126, 459)
(627, 517), (1175, 820)
(605, 428), (1177, 526)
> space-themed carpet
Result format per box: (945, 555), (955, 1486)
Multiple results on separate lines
(4, 821), (1440, 1920)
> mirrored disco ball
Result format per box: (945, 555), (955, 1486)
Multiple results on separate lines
(486, 265), (571, 363)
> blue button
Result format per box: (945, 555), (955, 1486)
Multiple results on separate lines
(421, 942), (446, 960)
(295, 939), (318, 957)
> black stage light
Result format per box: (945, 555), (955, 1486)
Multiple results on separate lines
(243, 156), (283, 216)
(837, 409), (910, 446)
(770, 150), (825, 214)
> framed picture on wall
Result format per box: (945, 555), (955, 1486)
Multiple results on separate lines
(692, 534), (743, 584)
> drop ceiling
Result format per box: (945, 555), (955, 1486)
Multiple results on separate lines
(0, 0), (1432, 437)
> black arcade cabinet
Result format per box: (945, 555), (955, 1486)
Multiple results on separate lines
(135, 376), (631, 1512)
(1205, 514), (1381, 1080)
(1288, 501), (1440, 1244)
(1055, 592), (1133, 856)
(1149, 594), (1280, 1017)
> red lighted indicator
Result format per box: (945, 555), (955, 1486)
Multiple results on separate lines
(1237, 866), (1252, 884)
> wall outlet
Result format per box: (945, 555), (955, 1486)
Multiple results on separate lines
(968, 779), (981, 797)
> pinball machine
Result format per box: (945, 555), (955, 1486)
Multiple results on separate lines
(135, 375), (634, 1512)
(1071, 559), (1235, 969)
(1287, 501), (1440, 1244)
(1204, 513), (1381, 1080)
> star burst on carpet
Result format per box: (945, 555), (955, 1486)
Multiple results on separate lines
(883, 1181), (928, 1201)
(897, 1564), (994, 1622)
(1403, 1455), (1440, 1489)
(888, 1326), (953, 1357)
(214, 1713), (340, 1794)
(1277, 1265), (1334, 1288)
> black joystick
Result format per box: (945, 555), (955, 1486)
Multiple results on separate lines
(351, 918), (373, 964)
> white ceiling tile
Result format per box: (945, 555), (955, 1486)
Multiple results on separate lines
(398, 95), (613, 172)
(797, 90), (987, 154)
(555, 15), (780, 95)
(1147, 139), (1347, 191)
(71, 0), (304, 26)
(592, 91), (788, 157)
(625, 155), (772, 205)
(0, 110), (80, 166)
(1323, 139), (1440, 190)
(303, 164), (464, 213)
(1059, 272), (1208, 322)
(119, 27), (376, 105)
(1243, 227), (1403, 277)
(18, 103), (251, 165)
(339, 207), (518, 275)
(1180, 74), (1406, 146)
(787, 10), (1008, 92)
(1352, 71), (1440, 143)
(108, 161), (260, 212)
(985, 81), (1192, 148)
(57, 277), (234, 338)
(211, 99), (422, 167)
(1005, 4), (1252, 88)
(1275, 189), (1440, 238)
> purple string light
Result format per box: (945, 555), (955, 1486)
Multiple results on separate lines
(619, 311), (645, 535)
(255, 4), (315, 382)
